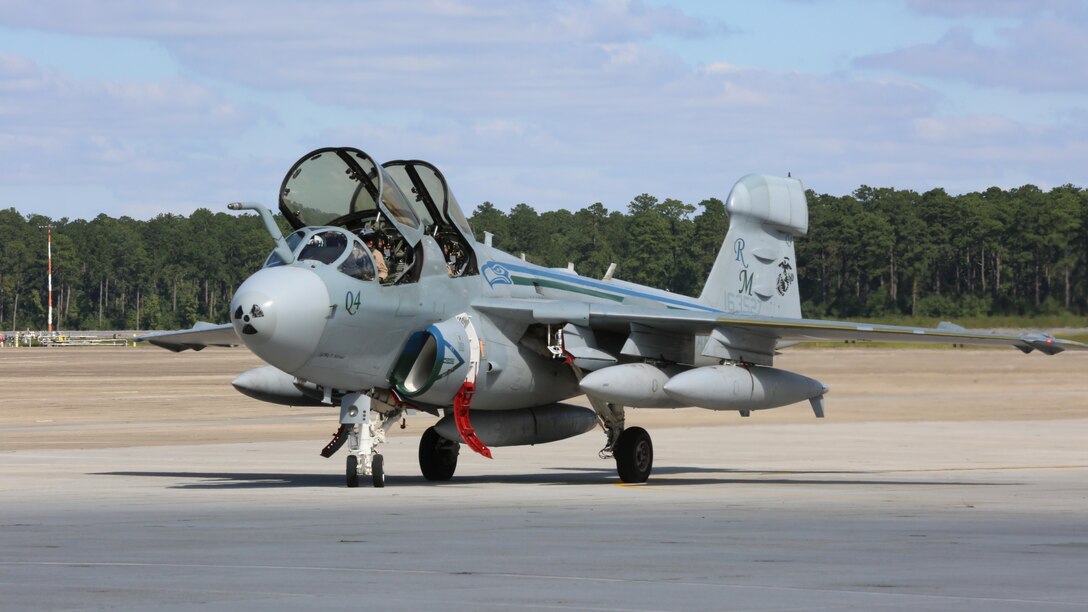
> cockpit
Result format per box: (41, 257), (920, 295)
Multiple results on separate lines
(265, 227), (378, 282)
(274, 147), (478, 285)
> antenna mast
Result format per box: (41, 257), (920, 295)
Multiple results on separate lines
(39, 224), (54, 335)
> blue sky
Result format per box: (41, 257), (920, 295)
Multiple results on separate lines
(1, 0), (1086, 220)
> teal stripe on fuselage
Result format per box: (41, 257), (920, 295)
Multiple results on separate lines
(496, 261), (719, 313)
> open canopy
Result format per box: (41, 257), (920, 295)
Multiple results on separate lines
(382, 160), (473, 240)
(278, 147), (475, 248)
(278, 147), (423, 245)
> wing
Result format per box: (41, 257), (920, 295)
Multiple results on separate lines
(474, 297), (1087, 366)
(137, 322), (240, 352)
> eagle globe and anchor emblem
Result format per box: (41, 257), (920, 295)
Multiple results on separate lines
(776, 257), (795, 296)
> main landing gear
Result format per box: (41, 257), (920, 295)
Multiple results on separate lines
(561, 342), (655, 484)
(613, 426), (653, 483)
(338, 415), (652, 485)
(333, 386), (653, 486)
(414, 423), (651, 483)
(587, 396), (654, 484)
(418, 426), (459, 481)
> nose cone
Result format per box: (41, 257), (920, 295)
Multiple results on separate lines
(230, 266), (329, 372)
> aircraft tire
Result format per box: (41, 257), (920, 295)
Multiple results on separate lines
(346, 455), (360, 488)
(372, 454), (385, 488)
(614, 427), (653, 483)
(419, 426), (458, 481)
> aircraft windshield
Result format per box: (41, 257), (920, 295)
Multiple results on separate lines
(338, 239), (376, 281)
(263, 228), (376, 282)
(264, 230), (307, 268)
(297, 229), (350, 264)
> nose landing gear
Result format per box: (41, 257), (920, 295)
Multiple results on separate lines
(340, 392), (399, 488)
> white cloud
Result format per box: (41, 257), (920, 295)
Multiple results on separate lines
(855, 11), (1088, 92)
(703, 61), (747, 75)
(0, 1), (1085, 219)
(0, 51), (275, 218)
(904, 0), (1083, 19)
(913, 115), (1020, 142)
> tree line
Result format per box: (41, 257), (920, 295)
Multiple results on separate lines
(1, 183), (1085, 331)
(469, 184), (1087, 319)
(0, 209), (272, 332)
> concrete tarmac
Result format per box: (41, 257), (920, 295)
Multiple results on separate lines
(2, 347), (1087, 610)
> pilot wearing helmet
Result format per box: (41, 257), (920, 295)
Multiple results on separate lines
(300, 230), (347, 265)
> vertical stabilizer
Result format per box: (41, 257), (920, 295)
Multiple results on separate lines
(698, 175), (808, 318)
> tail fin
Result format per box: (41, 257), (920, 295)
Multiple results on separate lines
(698, 174), (808, 318)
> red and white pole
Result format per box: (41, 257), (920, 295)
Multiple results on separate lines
(47, 226), (53, 335)
(39, 224), (54, 336)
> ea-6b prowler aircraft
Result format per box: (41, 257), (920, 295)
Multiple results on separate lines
(141, 146), (1087, 487)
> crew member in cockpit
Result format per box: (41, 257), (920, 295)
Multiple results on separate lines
(303, 231), (346, 265)
(441, 243), (454, 276)
(364, 232), (388, 282)
(339, 241), (375, 281)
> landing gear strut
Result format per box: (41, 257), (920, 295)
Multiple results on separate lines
(341, 392), (400, 488)
(587, 395), (653, 483)
(560, 348), (653, 484)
